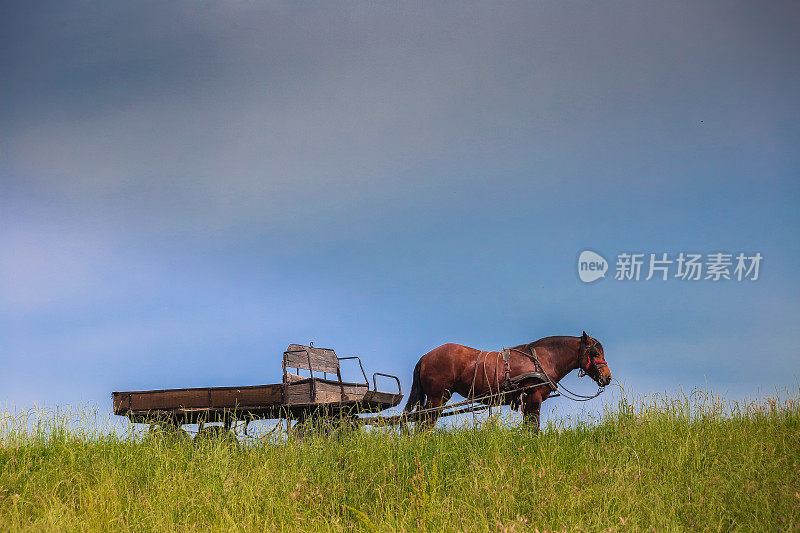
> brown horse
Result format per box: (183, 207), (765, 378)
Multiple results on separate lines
(403, 332), (612, 430)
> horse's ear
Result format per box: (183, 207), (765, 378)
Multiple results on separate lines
(581, 331), (589, 342)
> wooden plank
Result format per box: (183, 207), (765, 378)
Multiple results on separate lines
(314, 381), (368, 402)
(112, 392), (130, 413)
(362, 390), (403, 407)
(131, 389), (210, 410)
(285, 372), (306, 383)
(314, 389), (342, 404)
(283, 381), (314, 404)
(210, 385), (282, 408)
(314, 381), (341, 403)
(284, 345), (339, 373)
(343, 384), (368, 396)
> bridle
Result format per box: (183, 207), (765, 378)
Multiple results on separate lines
(579, 339), (608, 378)
(510, 339), (607, 402)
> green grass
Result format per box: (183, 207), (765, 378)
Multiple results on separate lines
(1, 390), (798, 532)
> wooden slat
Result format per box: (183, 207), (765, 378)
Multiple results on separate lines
(284, 345), (339, 373)
(314, 381), (342, 403)
(285, 372), (306, 382)
(362, 390), (402, 406)
(283, 381), (314, 404)
(210, 385), (282, 408)
(130, 389), (210, 410)
(315, 390), (342, 403)
(342, 384), (368, 398)
(112, 392), (130, 413)
(314, 381), (368, 402)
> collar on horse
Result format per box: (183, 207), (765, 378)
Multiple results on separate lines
(501, 344), (556, 392)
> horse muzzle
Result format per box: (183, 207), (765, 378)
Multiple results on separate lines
(597, 373), (612, 387)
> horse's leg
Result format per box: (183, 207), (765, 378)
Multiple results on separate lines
(421, 389), (451, 429)
(522, 394), (542, 433)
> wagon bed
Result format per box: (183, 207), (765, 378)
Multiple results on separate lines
(113, 344), (403, 426)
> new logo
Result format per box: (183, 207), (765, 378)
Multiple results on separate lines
(578, 250), (608, 283)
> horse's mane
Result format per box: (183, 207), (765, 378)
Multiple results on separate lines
(513, 335), (579, 352)
(517, 335), (602, 352)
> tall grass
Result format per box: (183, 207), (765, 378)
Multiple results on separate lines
(1, 389), (798, 532)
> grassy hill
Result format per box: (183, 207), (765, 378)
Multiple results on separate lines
(1, 390), (798, 531)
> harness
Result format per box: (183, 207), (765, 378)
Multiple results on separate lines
(464, 345), (554, 414)
(468, 340), (607, 409)
(502, 345), (554, 392)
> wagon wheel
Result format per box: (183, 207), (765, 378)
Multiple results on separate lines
(146, 423), (191, 443)
(193, 425), (240, 447)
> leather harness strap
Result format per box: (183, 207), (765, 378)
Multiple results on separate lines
(502, 344), (556, 393)
(467, 345), (558, 414)
(501, 348), (511, 386)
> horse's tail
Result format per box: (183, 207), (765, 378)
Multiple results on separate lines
(403, 359), (425, 413)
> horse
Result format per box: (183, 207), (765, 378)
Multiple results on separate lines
(403, 332), (612, 431)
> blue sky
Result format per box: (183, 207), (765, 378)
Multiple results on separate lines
(1, 2), (799, 420)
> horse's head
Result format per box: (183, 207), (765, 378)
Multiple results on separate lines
(579, 331), (612, 387)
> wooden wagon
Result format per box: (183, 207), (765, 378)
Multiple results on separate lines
(112, 344), (403, 441)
